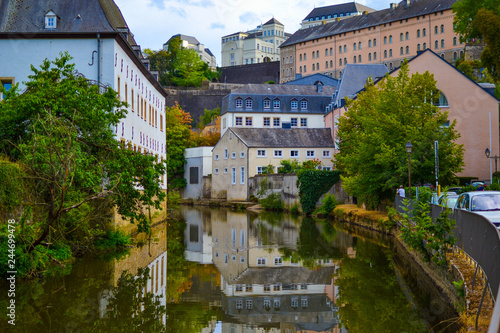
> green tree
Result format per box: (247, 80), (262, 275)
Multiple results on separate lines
(170, 48), (206, 87)
(0, 53), (165, 257)
(453, 0), (500, 79)
(166, 103), (193, 188)
(197, 107), (220, 129)
(336, 61), (464, 209)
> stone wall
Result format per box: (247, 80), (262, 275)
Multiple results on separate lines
(248, 173), (351, 208)
(202, 176), (212, 199)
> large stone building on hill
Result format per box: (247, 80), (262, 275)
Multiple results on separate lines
(280, 0), (465, 83)
(163, 34), (216, 70)
(221, 18), (291, 67)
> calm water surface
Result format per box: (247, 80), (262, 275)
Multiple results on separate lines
(1, 206), (446, 332)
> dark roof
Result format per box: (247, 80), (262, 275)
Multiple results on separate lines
(303, 2), (376, 21)
(282, 0), (457, 48)
(263, 17), (284, 26)
(205, 48), (214, 57)
(285, 73), (340, 87)
(230, 128), (334, 148)
(1, 0), (123, 33)
(222, 83), (335, 115)
(334, 64), (388, 105)
(234, 266), (336, 284)
(220, 61), (280, 84)
(166, 33), (200, 46)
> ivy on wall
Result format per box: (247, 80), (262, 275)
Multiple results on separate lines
(297, 170), (341, 215)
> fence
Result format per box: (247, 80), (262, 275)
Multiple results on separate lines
(396, 197), (500, 331)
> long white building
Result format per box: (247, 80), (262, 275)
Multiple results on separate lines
(0, 0), (166, 188)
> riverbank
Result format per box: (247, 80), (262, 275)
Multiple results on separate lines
(333, 204), (493, 332)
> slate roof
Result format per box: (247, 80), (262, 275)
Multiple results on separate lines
(282, 0), (457, 48)
(205, 48), (214, 57)
(166, 33), (200, 46)
(220, 61), (280, 84)
(284, 73), (340, 88)
(221, 83), (336, 115)
(303, 2), (376, 21)
(0, 0), (126, 34)
(333, 64), (388, 106)
(233, 266), (337, 284)
(230, 128), (334, 148)
(263, 17), (284, 26)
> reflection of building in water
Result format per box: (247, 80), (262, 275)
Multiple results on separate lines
(99, 224), (167, 324)
(182, 206), (213, 264)
(209, 209), (341, 332)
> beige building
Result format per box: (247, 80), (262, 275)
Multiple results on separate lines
(280, 0), (465, 82)
(221, 18), (290, 67)
(211, 128), (334, 201)
(301, 2), (376, 29)
(324, 49), (500, 182)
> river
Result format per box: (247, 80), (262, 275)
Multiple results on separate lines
(1, 206), (458, 332)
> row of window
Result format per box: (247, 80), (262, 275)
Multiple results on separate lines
(213, 166), (245, 184)
(234, 297), (309, 310)
(256, 149), (331, 158)
(235, 98), (308, 110)
(234, 283), (308, 293)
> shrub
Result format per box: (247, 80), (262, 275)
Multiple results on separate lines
(297, 170), (341, 215)
(167, 190), (181, 209)
(260, 193), (284, 211)
(319, 193), (337, 215)
(290, 203), (300, 215)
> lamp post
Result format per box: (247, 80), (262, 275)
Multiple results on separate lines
(485, 148), (498, 183)
(406, 141), (413, 199)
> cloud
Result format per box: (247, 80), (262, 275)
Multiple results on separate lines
(169, 6), (187, 18)
(178, 0), (214, 7)
(149, 0), (165, 10)
(239, 11), (260, 25)
(210, 22), (225, 30)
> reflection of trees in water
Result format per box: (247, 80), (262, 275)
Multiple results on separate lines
(94, 267), (166, 332)
(335, 239), (427, 333)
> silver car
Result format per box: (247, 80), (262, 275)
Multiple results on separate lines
(455, 191), (500, 229)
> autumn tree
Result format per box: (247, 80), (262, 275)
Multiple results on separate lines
(166, 103), (193, 188)
(0, 53), (165, 258)
(336, 61), (464, 209)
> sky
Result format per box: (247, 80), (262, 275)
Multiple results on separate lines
(114, 0), (396, 66)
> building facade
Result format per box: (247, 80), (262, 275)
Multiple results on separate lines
(211, 128), (334, 201)
(163, 34), (216, 70)
(221, 18), (290, 67)
(324, 50), (500, 182)
(0, 0), (167, 188)
(280, 0), (465, 82)
(220, 84), (335, 135)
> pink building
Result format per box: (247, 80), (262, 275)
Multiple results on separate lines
(324, 50), (500, 182)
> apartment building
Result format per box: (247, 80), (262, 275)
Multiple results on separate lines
(221, 18), (291, 67)
(280, 0), (464, 82)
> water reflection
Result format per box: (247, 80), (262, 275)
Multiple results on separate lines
(178, 206), (428, 333)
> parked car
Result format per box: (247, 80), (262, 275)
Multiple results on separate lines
(455, 191), (500, 229)
(471, 181), (485, 187)
(438, 193), (459, 209)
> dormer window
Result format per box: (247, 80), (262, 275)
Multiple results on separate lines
(45, 10), (57, 30)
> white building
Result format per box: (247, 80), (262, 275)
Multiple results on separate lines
(182, 147), (213, 199)
(221, 18), (291, 67)
(163, 34), (217, 70)
(0, 0), (166, 188)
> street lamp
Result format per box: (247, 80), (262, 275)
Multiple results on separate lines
(485, 148), (498, 183)
(406, 141), (413, 199)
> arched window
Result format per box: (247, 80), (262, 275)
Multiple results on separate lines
(316, 50), (319, 58)
(330, 60), (333, 67)
(358, 55), (361, 62)
(353, 56), (357, 63)
(312, 51), (315, 59)
(384, 36), (387, 44)
(423, 28), (427, 37)
(353, 42), (357, 51)
(406, 32), (409, 40)
(344, 45), (347, 53)
(369, 53), (372, 61)
(339, 58), (343, 66)
(317, 62), (319, 70)
(373, 38), (377, 46)
(400, 33), (404, 41)
(384, 50), (387, 58)
(368, 39), (372, 47)
(325, 48), (328, 56)
(300, 66), (302, 73)
(436, 93), (449, 107)
(441, 39), (445, 48)
(453, 51), (457, 60)
(435, 40), (439, 49)
(299, 54), (302, 61)
(417, 29), (421, 38)
(312, 63), (316, 71)
(400, 47), (404, 55)
(359, 41), (362, 49)
(453, 37), (457, 46)
(389, 49), (392, 57)
(325, 61), (328, 69)
(373, 52), (377, 60)
(389, 35), (393, 43)
(423, 42), (427, 50)
(330, 48), (333, 55)
(441, 24), (444, 33)
(434, 26), (438, 34)
(344, 57), (347, 64)
(406, 46), (409, 54)
(339, 45), (342, 54)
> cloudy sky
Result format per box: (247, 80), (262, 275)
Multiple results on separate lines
(115, 0), (396, 66)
